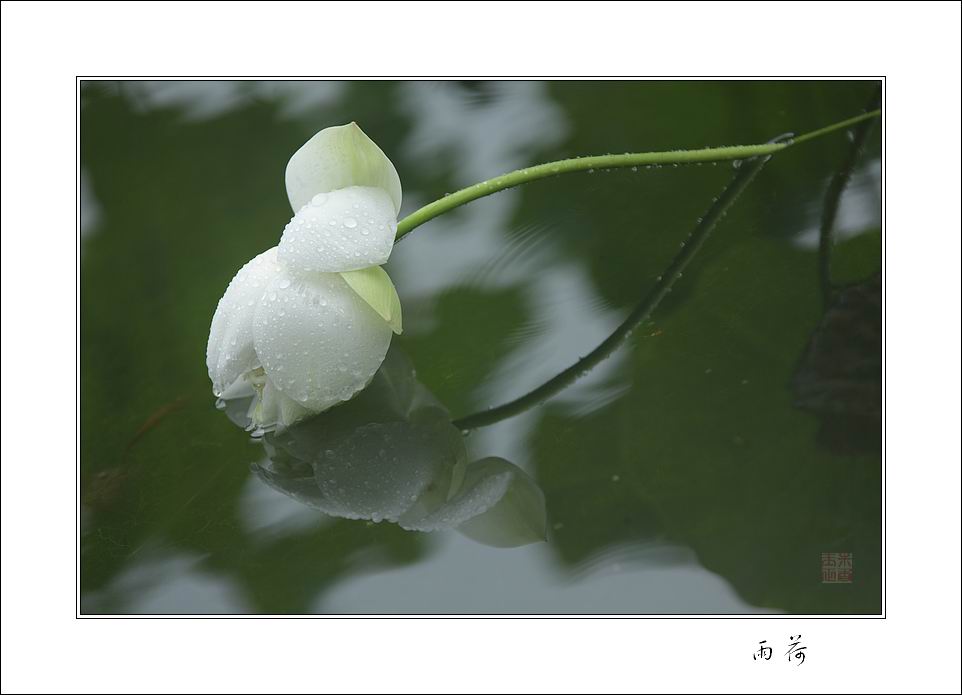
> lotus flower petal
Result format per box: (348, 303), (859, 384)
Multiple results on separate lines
(206, 248), (282, 397)
(278, 186), (397, 274)
(285, 122), (402, 215)
(250, 370), (314, 430)
(403, 457), (546, 547)
(252, 270), (393, 412)
(307, 416), (461, 523)
(454, 458), (547, 547)
(253, 363), (467, 523)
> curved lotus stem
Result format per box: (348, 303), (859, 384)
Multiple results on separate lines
(453, 136), (783, 431)
(445, 111), (882, 431)
(395, 110), (881, 241)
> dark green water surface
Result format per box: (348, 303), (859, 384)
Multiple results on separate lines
(80, 80), (882, 614)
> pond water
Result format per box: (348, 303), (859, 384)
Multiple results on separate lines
(80, 80), (882, 614)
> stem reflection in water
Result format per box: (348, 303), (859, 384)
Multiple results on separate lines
(453, 136), (784, 431)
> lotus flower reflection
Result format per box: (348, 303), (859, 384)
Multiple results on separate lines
(207, 124), (404, 429)
(240, 349), (548, 548)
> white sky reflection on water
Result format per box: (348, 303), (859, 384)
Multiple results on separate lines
(82, 548), (247, 614)
(390, 80), (569, 297)
(793, 158), (882, 249)
(121, 80), (348, 122)
(238, 467), (333, 537)
(390, 80), (630, 440)
(316, 531), (776, 614)
(79, 168), (102, 239)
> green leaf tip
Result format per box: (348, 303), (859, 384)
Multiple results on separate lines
(339, 266), (403, 334)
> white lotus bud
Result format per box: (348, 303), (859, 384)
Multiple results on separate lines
(206, 123), (404, 429)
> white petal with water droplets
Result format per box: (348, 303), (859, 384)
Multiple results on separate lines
(404, 457), (546, 547)
(252, 271), (393, 412)
(285, 122), (402, 214)
(256, 375), (467, 520)
(278, 186), (397, 274)
(206, 248), (282, 397)
(305, 416), (458, 523)
(455, 458), (547, 547)
(402, 459), (511, 533)
(252, 372), (314, 429)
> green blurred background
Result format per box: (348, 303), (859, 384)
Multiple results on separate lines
(80, 80), (881, 614)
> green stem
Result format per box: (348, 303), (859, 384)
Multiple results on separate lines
(395, 108), (881, 241)
(817, 90), (881, 307)
(791, 108), (880, 146)
(453, 141), (776, 431)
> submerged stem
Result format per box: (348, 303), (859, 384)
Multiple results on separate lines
(818, 90), (882, 307)
(453, 141), (777, 431)
(395, 109), (881, 241)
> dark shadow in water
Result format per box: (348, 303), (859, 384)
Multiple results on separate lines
(794, 86), (882, 455)
(793, 272), (882, 455)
